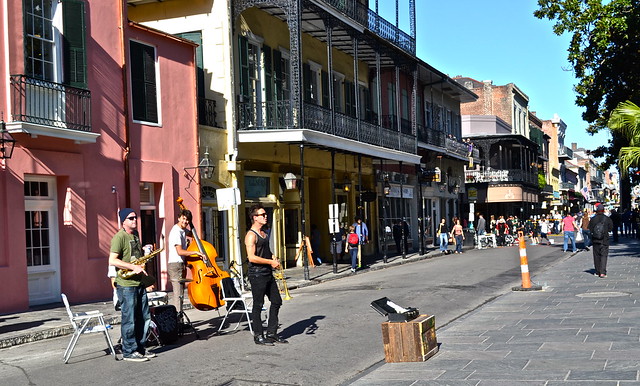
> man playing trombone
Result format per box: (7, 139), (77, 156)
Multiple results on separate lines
(245, 204), (288, 346)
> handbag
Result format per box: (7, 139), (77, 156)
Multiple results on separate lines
(576, 230), (583, 242)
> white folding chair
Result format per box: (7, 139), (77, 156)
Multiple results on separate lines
(61, 293), (116, 363)
(217, 277), (254, 335)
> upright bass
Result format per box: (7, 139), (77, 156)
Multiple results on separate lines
(177, 197), (229, 311)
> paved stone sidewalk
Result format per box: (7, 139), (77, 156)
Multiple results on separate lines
(352, 240), (640, 385)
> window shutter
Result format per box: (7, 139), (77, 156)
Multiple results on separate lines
(321, 71), (329, 107)
(238, 36), (250, 102)
(130, 41), (158, 123)
(62, 0), (86, 88)
(273, 49), (282, 100)
(176, 32), (204, 98)
(303, 63), (311, 102)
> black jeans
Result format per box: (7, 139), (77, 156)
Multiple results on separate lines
(249, 273), (282, 336)
(592, 242), (609, 275)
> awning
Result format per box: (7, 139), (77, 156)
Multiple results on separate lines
(238, 129), (422, 164)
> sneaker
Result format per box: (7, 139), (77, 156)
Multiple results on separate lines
(141, 350), (157, 358)
(123, 352), (149, 362)
(599, 274), (607, 278)
(350, 268), (356, 273)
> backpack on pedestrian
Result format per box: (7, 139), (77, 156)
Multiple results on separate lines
(592, 221), (606, 240)
(347, 232), (359, 247)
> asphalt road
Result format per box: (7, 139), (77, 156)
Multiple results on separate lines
(0, 242), (568, 386)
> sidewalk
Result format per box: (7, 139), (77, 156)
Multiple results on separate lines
(0, 245), (447, 349)
(352, 238), (640, 384)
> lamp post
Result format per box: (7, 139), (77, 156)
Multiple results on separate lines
(382, 174), (391, 264)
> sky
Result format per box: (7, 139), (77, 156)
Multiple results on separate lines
(374, 0), (611, 156)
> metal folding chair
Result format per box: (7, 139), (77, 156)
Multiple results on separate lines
(217, 277), (254, 335)
(61, 293), (116, 363)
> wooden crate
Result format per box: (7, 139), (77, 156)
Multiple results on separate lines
(381, 314), (438, 362)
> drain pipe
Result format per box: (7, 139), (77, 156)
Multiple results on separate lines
(119, 0), (131, 206)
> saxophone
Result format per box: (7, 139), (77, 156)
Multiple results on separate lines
(118, 236), (165, 279)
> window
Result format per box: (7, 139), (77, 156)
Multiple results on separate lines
(24, 0), (55, 81)
(333, 71), (344, 113)
(24, 0), (87, 87)
(244, 176), (270, 199)
(130, 41), (158, 123)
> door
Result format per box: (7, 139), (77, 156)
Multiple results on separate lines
(24, 176), (61, 305)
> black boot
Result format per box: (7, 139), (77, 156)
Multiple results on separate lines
(265, 333), (288, 344)
(254, 334), (274, 346)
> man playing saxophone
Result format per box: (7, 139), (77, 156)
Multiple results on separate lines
(245, 204), (288, 346)
(108, 208), (155, 362)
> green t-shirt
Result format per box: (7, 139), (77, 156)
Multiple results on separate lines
(111, 229), (144, 287)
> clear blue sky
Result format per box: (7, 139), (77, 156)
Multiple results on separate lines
(373, 0), (611, 155)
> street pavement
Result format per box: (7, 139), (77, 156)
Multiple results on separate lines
(1, 236), (639, 385)
(353, 238), (640, 385)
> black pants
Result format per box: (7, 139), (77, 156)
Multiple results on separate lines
(592, 242), (609, 275)
(249, 274), (282, 336)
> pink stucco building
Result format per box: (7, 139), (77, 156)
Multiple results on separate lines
(0, 0), (200, 313)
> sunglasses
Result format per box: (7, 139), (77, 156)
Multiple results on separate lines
(254, 213), (267, 218)
(126, 216), (138, 221)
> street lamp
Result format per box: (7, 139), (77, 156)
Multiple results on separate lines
(1, 117), (16, 160)
(184, 147), (215, 187)
(284, 172), (298, 190)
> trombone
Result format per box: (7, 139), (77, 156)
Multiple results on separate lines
(273, 257), (292, 300)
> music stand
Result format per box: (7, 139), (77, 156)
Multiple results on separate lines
(177, 278), (199, 339)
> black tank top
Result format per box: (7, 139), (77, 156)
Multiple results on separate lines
(248, 229), (273, 276)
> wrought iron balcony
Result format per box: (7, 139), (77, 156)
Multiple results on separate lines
(198, 98), (217, 127)
(417, 124), (445, 148)
(10, 75), (91, 132)
(368, 10), (416, 55)
(558, 145), (573, 160)
(318, 0), (415, 55)
(465, 168), (538, 184)
(237, 100), (416, 154)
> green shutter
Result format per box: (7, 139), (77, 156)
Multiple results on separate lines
(321, 71), (329, 107)
(273, 49), (282, 100)
(176, 32), (204, 99)
(238, 36), (249, 102)
(62, 0), (86, 88)
(130, 41), (158, 123)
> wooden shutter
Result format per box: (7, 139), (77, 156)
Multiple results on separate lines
(303, 63), (311, 102)
(321, 70), (329, 107)
(238, 35), (250, 102)
(62, 0), (86, 88)
(130, 41), (158, 123)
(273, 49), (282, 100)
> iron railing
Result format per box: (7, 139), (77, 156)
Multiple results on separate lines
(238, 100), (418, 154)
(465, 168), (538, 184)
(10, 75), (91, 132)
(368, 10), (416, 55)
(198, 98), (217, 127)
(319, 0), (415, 55)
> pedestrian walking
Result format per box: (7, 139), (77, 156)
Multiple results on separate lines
(436, 218), (448, 253)
(451, 219), (464, 254)
(588, 203), (614, 278)
(580, 209), (592, 251)
(561, 212), (578, 253)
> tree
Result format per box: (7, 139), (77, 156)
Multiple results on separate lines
(535, 0), (640, 207)
(609, 101), (640, 175)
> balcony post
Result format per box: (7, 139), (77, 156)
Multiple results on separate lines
(352, 36), (360, 140)
(326, 21), (335, 135)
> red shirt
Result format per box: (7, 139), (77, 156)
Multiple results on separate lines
(562, 215), (576, 232)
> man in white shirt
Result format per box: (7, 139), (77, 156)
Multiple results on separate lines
(168, 209), (204, 310)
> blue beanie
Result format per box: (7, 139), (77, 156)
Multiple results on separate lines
(119, 208), (135, 224)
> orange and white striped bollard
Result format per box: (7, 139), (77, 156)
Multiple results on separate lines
(512, 231), (542, 291)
